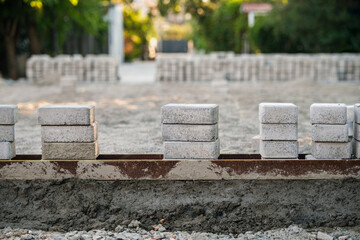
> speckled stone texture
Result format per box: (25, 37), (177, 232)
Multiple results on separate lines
(260, 140), (298, 159)
(310, 103), (347, 124)
(0, 141), (16, 160)
(260, 124), (297, 141)
(162, 124), (218, 142)
(0, 105), (18, 124)
(41, 123), (98, 143)
(161, 104), (218, 124)
(42, 141), (99, 160)
(355, 140), (360, 159)
(312, 142), (352, 159)
(312, 124), (348, 142)
(38, 105), (95, 126)
(259, 103), (298, 124)
(355, 104), (360, 123)
(0, 125), (15, 142)
(164, 139), (220, 159)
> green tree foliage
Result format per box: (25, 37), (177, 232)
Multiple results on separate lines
(123, 5), (156, 61)
(249, 0), (360, 53)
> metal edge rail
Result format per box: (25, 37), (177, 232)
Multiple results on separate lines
(1, 154), (359, 180)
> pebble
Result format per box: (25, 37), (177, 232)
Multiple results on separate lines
(0, 224), (359, 240)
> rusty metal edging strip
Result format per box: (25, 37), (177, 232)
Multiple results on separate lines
(1, 154), (359, 180)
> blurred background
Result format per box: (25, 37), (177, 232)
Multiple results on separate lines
(0, 0), (359, 155)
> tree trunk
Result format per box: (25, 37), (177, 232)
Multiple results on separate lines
(27, 24), (42, 54)
(4, 35), (17, 80)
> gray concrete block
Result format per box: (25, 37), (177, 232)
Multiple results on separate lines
(355, 104), (360, 123)
(161, 104), (218, 124)
(311, 124), (348, 142)
(162, 123), (218, 142)
(260, 123), (297, 140)
(0, 125), (15, 142)
(41, 122), (98, 143)
(354, 123), (360, 141)
(312, 141), (352, 159)
(0, 105), (18, 124)
(164, 139), (220, 159)
(38, 105), (94, 126)
(42, 141), (99, 160)
(347, 105), (354, 123)
(348, 122), (354, 138)
(310, 103), (347, 124)
(259, 103), (298, 124)
(355, 140), (360, 159)
(0, 141), (16, 160)
(260, 140), (298, 159)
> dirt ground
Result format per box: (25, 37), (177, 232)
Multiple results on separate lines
(1, 79), (359, 155)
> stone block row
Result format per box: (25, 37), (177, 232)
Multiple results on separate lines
(354, 104), (360, 159)
(259, 103), (298, 159)
(310, 103), (352, 159)
(38, 105), (99, 160)
(161, 104), (220, 159)
(0, 105), (17, 159)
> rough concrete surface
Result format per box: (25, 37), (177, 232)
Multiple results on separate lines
(260, 123), (297, 140)
(0, 179), (359, 234)
(41, 122), (98, 143)
(0, 105), (18, 124)
(161, 104), (219, 124)
(0, 125), (15, 142)
(38, 105), (95, 126)
(260, 140), (298, 159)
(0, 141), (15, 159)
(310, 103), (347, 125)
(312, 142), (352, 159)
(312, 124), (349, 142)
(164, 139), (220, 159)
(42, 141), (99, 160)
(259, 103), (298, 124)
(162, 123), (218, 142)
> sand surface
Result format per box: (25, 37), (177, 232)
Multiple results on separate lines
(1, 79), (359, 155)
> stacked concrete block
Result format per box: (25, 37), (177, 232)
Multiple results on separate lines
(39, 105), (99, 160)
(161, 104), (220, 159)
(259, 103), (298, 159)
(310, 103), (352, 159)
(0, 105), (18, 159)
(354, 104), (360, 158)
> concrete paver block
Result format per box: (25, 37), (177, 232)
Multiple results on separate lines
(0, 105), (18, 124)
(42, 141), (99, 160)
(305, 154), (316, 160)
(260, 123), (297, 140)
(164, 139), (220, 159)
(354, 123), (360, 141)
(0, 141), (16, 160)
(310, 103), (347, 124)
(260, 140), (298, 159)
(161, 104), (219, 124)
(312, 141), (352, 159)
(162, 123), (218, 142)
(259, 103), (298, 124)
(38, 105), (94, 125)
(41, 122), (98, 143)
(0, 125), (15, 142)
(311, 124), (348, 142)
(347, 105), (354, 123)
(355, 140), (360, 159)
(355, 104), (360, 123)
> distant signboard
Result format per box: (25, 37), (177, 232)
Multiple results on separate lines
(158, 40), (188, 53)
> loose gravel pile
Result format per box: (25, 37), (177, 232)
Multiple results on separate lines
(1, 223), (359, 240)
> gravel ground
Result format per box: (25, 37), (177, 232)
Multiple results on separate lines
(0, 79), (359, 155)
(1, 223), (360, 240)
